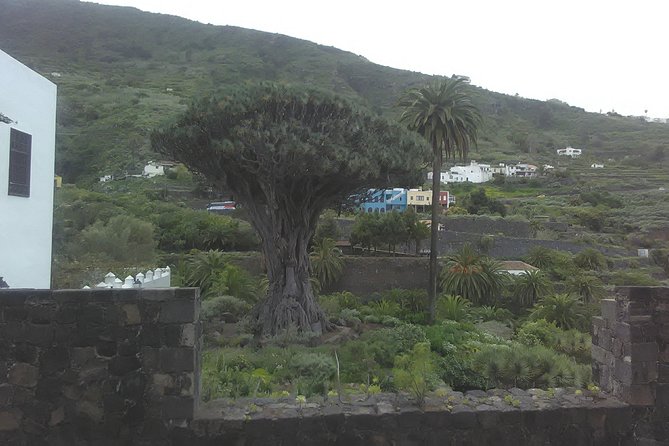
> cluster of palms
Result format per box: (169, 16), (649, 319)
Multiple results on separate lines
(439, 244), (598, 330)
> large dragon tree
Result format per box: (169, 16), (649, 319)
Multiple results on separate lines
(152, 84), (428, 336)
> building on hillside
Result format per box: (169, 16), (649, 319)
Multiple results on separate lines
(499, 260), (539, 276)
(0, 50), (57, 288)
(557, 147), (582, 157)
(492, 163), (538, 177)
(591, 163), (604, 169)
(143, 160), (177, 178)
(427, 160), (493, 184)
(407, 188), (432, 212)
(359, 188), (407, 213)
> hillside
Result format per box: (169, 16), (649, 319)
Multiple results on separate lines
(1, 0), (669, 182)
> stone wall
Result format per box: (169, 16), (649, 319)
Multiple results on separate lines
(4, 287), (669, 445)
(0, 288), (200, 445)
(591, 286), (669, 443)
(323, 257), (430, 295)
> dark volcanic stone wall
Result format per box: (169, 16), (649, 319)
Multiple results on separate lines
(0, 288), (200, 445)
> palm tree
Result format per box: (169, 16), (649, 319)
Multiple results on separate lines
(400, 77), (482, 322)
(513, 270), (552, 307)
(309, 238), (344, 291)
(530, 294), (587, 330)
(565, 273), (605, 304)
(440, 244), (506, 306)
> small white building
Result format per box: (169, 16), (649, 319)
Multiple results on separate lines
(143, 160), (176, 178)
(496, 162), (538, 177)
(591, 163), (604, 169)
(557, 147), (582, 157)
(0, 50), (57, 288)
(499, 261), (539, 276)
(428, 160), (493, 184)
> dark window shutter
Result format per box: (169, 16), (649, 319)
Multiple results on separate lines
(8, 128), (31, 197)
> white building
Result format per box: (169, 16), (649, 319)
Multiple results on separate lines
(143, 160), (176, 178)
(428, 160), (493, 184)
(0, 50), (57, 288)
(557, 147), (582, 157)
(591, 163), (604, 169)
(493, 162), (538, 177)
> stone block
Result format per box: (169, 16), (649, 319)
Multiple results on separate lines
(601, 299), (618, 324)
(160, 396), (194, 420)
(13, 343), (39, 364)
(174, 288), (199, 300)
(591, 345), (611, 365)
(28, 304), (56, 325)
(8, 363), (39, 388)
(161, 325), (183, 347)
(140, 289), (175, 302)
(25, 324), (54, 347)
(159, 348), (194, 373)
(0, 409), (22, 431)
(158, 300), (195, 324)
(54, 305), (77, 324)
(622, 384), (655, 406)
(108, 355), (141, 376)
(659, 364), (669, 383)
(656, 383), (669, 408)
(615, 358), (657, 385)
(180, 324), (196, 347)
(71, 347), (98, 369)
(121, 304), (141, 326)
(141, 347), (160, 372)
(631, 342), (658, 362)
(39, 347), (70, 376)
(52, 289), (91, 303)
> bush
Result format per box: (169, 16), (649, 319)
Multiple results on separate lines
(393, 342), (440, 406)
(75, 214), (156, 263)
(201, 295), (251, 321)
(288, 352), (337, 397)
(436, 295), (471, 322)
(573, 248), (607, 271)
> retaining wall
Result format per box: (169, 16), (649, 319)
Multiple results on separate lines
(2, 287), (669, 445)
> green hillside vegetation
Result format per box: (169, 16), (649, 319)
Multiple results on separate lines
(2, 0), (669, 184)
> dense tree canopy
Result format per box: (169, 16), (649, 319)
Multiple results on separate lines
(152, 84), (429, 335)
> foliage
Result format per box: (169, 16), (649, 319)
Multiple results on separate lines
(393, 342), (440, 407)
(462, 188), (507, 217)
(309, 238), (344, 289)
(607, 271), (660, 286)
(201, 295), (252, 321)
(512, 270), (552, 307)
(313, 210), (341, 245)
(349, 210), (429, 254)
(565, 273), (605, 303)
(435, 295), (472, 322)
(153, 83), (429, 335)
(573, 248), (608, 271)
(73, 214), (156, 263)
(515, 319), (591, 363)
(399, 76), (482, 324)
(440, 245), (509, 306)
(530, 294), (588, 331)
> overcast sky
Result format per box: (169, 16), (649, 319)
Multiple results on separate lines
(89, 0), (669, 118)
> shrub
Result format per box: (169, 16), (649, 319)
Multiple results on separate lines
(393, 342), (440, 407)
(75, 214), (156, 263)
(573, 248), (607, 271)
(436, 295), (471, 322)
(201, 295), (252, 321)
(289, 352), (337, 397)
(530, 294), (588, 331)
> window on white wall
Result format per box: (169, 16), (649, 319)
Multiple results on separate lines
(8, 128), (32, 197)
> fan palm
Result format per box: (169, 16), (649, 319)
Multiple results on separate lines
(400, 77), (482, 322)
(309, 238), (344, 290)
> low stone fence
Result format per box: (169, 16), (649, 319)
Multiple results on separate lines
(2, 286), (669, 445)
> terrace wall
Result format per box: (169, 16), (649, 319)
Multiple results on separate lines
(1, 286), (669, 445)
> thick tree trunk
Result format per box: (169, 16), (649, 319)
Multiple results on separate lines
(428, 147), (442, 324)
(245, 199), (328, 337)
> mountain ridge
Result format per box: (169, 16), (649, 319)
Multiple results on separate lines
(1, 0), (667, 182)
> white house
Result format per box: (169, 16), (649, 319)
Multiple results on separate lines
(557, 147), (582, 157)
(499, 260), (539, 276)
(428, 160), (493, 184)
(0, 50), (57, 288)
(143, 160), (176, 178)
(494, 162), (538, 177)
(591, 163), (604, 169)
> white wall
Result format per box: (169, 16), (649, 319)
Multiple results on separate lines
(0, 50), (56, 288)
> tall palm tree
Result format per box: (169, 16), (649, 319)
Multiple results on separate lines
(513, 270), (552, 308)
(440, 244), (506, 306)
(400, 77), (482, 322)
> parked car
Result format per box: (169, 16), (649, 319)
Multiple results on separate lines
(206, 201), (236, 214)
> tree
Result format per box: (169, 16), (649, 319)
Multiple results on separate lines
(309, 238), (344, 291)
(513, 270), (552, 308)
(153, 84), (428, 335)
(400, 77), (482, 322)
(440, 244), (507, 306)
(530, 294), (587, 330)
